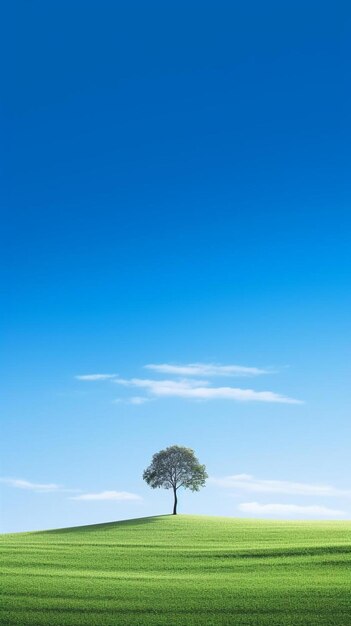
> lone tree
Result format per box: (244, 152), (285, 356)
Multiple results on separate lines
(143, 445), (207, 515)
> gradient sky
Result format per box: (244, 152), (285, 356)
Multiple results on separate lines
(2, 1), (351, 532)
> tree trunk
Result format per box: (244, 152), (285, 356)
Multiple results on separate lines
(172, 487), (177, 515)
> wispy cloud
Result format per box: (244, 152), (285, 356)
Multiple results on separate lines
(238, 502), (345, 517)
(115, 378), (302, 404)
(113, 396), (150, 405)
(210, 474), (351, 496)
(71, 491), (142, 501)
(76, 374), (117, 381)
(0, 478), (74, 493)
(76, 362), (301, 405)
(129, 396), (150, 405)
(0, 477), (139, 502)
(145, 363), (271, 377)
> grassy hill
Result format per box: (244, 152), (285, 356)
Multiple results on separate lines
(1, 514), (351, 625)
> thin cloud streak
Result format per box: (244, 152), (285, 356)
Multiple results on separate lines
(145, 362), (271, 377)
(76, 374), (117, 381)
(210, 474), (351, 496)
(115, 378), (302, 404)
(129, 396), (150, 405)
(1, 478), (137, 501)
(239, 502), (346, 517)
(71, 491), (142, 501)
(0, 478), (80, 493)
(113, 396), (151, 405)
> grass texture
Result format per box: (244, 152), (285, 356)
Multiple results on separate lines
(1, 514), (351, 625)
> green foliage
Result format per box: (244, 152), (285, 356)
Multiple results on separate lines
(1, 515), (351, 625)
(143, 445), (207, 491)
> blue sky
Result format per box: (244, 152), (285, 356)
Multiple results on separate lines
(2, 1), (351, 532)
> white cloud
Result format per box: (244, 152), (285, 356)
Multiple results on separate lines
(145, 363), (270, 377)
(129, 396), (150, 405)
(0, 478), (138, 502)
(76, 374), (117, 381)
(210, 474), (351, 497)
(238, 502), (345, 517)
(115, 378), (301, 404)
(71, 490), (142, 501)
(0, 478), (82, 495)
(76, 362), (301, 405)
(0, 478), (62, 492)
(113, 396), (150, 405)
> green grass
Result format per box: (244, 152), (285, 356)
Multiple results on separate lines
(1, 515), (351, 625)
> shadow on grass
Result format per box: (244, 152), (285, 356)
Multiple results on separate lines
(37, 515), (172, 535)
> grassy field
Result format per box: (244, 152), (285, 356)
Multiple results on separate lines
(1, 514), (351, 625)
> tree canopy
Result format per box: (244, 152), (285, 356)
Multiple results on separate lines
(143, 445), (207, 514)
